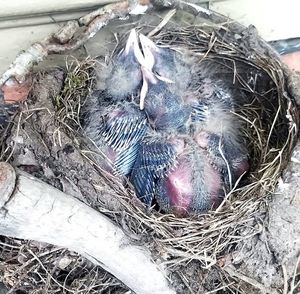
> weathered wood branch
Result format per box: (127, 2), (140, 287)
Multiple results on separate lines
(0, 162), (175, 294)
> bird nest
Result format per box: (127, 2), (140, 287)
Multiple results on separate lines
(0, 5), (299, 294)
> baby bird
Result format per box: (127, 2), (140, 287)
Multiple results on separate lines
(82, 29), (147, 176)
(139, 67), (191, 131)
(132, 34), (249, 212)
(140, 33), (249, 178)
(157, 144), (224, 215)
(94, 29), (145, 101)
(138, 33), (192, 110)
(190, 91), (249, 188)
(130, 133), (224, 215)
(138, 34), (193, 132)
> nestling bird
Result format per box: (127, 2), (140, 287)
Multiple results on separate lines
(83, 29), (148, 176)
(94, 29), (146, 101)
(130, 33), (249, 212)
(139, 67), (191, 131)
(157, 144), (224, 215)
(131, 132), (225, 215)
(139, 33), (249, 181)
(190, 92), (249, 188)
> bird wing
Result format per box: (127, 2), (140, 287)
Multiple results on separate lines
(191, 102), (210, 122)
(102, 113), (147, 151)
(204, 132), (248, 188)
(191, 83), (234, 124)
(130, 141), (176, 206)
(102, 112), (148, 176)
(114, 144), (139, 176)
(83, 98), (148, 176)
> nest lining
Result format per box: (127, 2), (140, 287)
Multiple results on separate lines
(1, 11), (299, 294)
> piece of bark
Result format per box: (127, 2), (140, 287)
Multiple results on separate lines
(0, 162), (174, 294)
(1, 77), (32, 103)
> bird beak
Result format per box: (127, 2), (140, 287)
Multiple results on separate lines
(140, 66), (157, 110)
(139, 34), (174, 84)
(135, 34), (157, 110)
(138, 34), (176, 109)
(124, 29), (146, 67)
(139, 34), (160, 71)
(124, 30), (153, 110)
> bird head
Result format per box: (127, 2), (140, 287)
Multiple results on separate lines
(105, 29), (146, 100)
(139, 34), (177, 82)
(137, 34), (177, 110)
